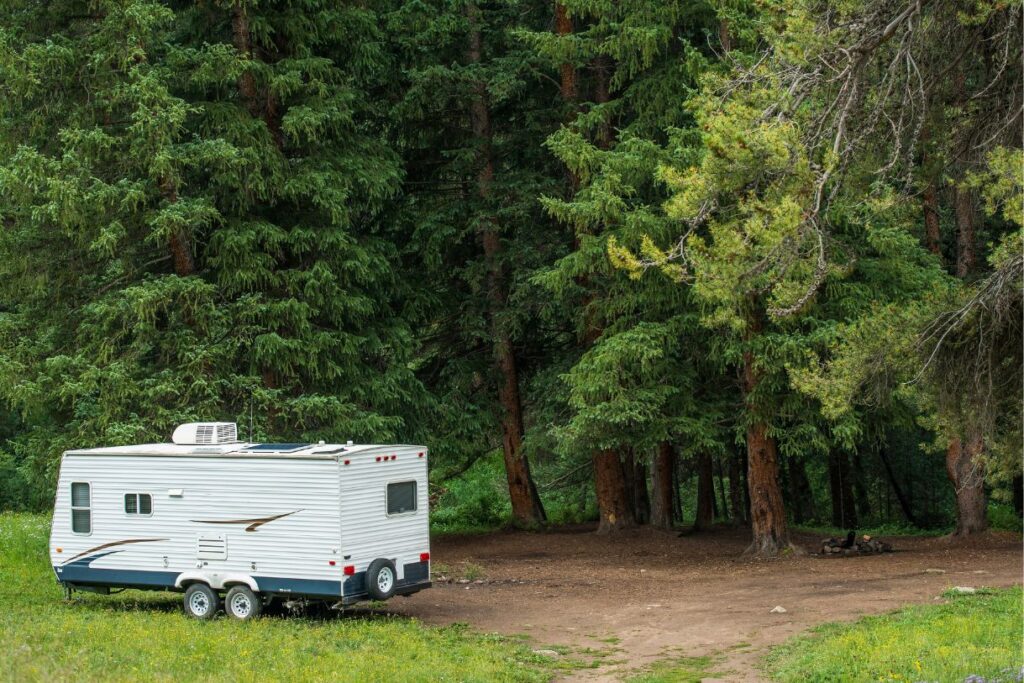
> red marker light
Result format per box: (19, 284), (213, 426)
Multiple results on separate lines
(329, 560), (336, 566)
(344, 459), (350, 465)
(420, 552), (430, 562)
(375, 456), (381, 462)
(343, 565), (355, 575)
(418, 452), (424, 458)
(391, 455), (397, 461)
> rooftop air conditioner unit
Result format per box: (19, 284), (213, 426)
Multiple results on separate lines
(172, 422), (239, 445)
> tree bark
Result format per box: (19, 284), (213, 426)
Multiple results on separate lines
(827, 450), (858, 529)
(594, 449), (634, 533)
(718, 18), (732, 52)
(467, 3), (544, 526)
(946, 434), (987, 537)
(650, 442), (676, 529)
(694, 452), (715, 531)
(592, 54), (613, 150)
(554, 3), (576, 102)
(954, 186), (976, 278)
(159, 177), (195, 277)
(741, 317), (791, 555)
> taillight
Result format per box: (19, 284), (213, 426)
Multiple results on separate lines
(420, 552), (430, 562)
(343, 565), (355, 575)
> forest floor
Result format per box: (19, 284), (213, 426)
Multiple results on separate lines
(387, 525), (1023, 681)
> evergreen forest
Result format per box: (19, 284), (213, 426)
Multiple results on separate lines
(1, 0), (1021, 555)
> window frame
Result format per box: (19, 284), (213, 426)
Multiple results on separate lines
(124, 492), (153, 517)
(70, 481), (92, 536)
(385, 480), (418, 517)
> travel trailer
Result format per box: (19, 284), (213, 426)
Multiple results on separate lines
(49, 422), (431, 619)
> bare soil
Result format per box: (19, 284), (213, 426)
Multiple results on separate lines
(387, 525), (1023, 681)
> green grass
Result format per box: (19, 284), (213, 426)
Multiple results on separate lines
(0, 513), (552, 682)
(623, 655), (718, 682)
(765, 587), (1024, 682)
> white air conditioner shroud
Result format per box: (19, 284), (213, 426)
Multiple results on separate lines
(172, 422), (239, 445)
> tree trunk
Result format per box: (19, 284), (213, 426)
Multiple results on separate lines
(672, 457), (684, 524)
(741, 313), (791, 555)
(718, 18), (732, 52)
(714, 455), (730, 521)
(852, 450), (871, 521)
(1013, 474), (1023, 518)
(694, 452), (715, 531)
(946, 434), (987, 537)
(650, 442), (676, 529)
(728, 449), (747, 525)
(954, 186), (976, 278)
(632, 456), (651, 524)
(827, 450), (857, 529)
(159, 178), (195, 277)
(466, 3), (544, 526)
(623, 450), (636, 519)
(786, 454), (816, 525)
(592, 55), (612, 150)
(594, 449), (634, 533)
(554, 3), (577, 102)
(877, 444), (917, 525)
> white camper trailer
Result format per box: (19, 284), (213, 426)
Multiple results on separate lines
(49, 422), (431, 620)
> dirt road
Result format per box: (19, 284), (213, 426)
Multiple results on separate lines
(388, 525), (1022, 681)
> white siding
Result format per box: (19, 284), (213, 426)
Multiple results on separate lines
(50, 455), (343, 592)
(339, 447), (430, 581)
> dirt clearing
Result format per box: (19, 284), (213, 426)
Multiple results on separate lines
(386, 525), (1022, 681)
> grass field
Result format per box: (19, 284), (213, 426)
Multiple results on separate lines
(765, 587), (1024, 682)
(0, 513), (551, 682)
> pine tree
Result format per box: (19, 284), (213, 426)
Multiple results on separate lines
(0, 0), (422, 495)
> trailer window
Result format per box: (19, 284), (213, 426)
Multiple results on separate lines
(387, 481), (417, 515)
(124, 493), (152, 515)
(71, 482), (91, 534)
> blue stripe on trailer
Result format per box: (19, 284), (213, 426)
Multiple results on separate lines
(56, 560), (342, 598)
(56, 564), (179, 588)
(251, 575), (341, 597)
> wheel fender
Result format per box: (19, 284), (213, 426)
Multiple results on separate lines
(175, 572), (259, 592)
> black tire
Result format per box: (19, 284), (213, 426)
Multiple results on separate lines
(183, 583), (219, 620)
(365, 558), (397, 600)
(224, 585), (262, 621)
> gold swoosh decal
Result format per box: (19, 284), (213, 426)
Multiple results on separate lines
(190, 510), (302, 532)
(62, 538), (168, 564)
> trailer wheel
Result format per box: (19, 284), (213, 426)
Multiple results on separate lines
(366, 558), (397, 600)
(225, 585), (262, 621)
(183, 584), (219, 620)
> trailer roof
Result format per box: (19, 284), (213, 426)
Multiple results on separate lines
(64, 443), (427, 459)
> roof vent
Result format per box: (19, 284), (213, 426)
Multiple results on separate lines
(172, 422), (238, 445)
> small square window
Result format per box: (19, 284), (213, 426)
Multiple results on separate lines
(124, 493), (153, 516)
(387, 481), (417, 515)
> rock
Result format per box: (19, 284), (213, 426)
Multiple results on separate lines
(924, 568), (946, 574)
(951, 586), (976, 594)
(456, 578), (470, 584)
(769, 605), (787, 614)
(473, 579), (484, 584)
(532, 649), (560, 658)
